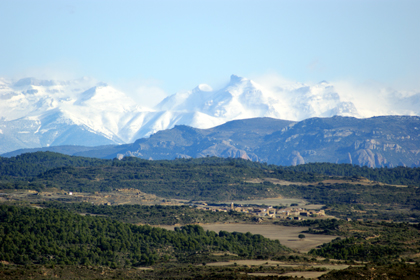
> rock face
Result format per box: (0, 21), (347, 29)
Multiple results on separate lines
(256, 115), (420, 167)
(118, 115), (420, 167)
(6, 115), (419, 168)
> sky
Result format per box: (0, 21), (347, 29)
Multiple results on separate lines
(1, 0), (419, 107)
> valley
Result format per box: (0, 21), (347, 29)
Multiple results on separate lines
(2, 0), (419, 278)
(1, 152), (420, 278)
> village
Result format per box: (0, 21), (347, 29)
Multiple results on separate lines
(193, 202), (326, 221)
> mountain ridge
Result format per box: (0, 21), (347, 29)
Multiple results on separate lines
(3, 115), (420, 168)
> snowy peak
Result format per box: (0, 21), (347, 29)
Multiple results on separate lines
(73, 85), (135, 110)
(155, 75), (357, 122)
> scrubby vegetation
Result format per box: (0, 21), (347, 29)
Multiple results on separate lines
(285, 162), (420, 187)
(42, 202), (251, 225)
(2, 152), (420, 278)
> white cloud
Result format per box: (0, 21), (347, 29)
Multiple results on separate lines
(249, 72), (420, 118)
(9, 60), (83, 82)
(133, 85), (168, 108)
(110, 77), (169, 108)
(333, 79), (420, 118)
(251, 72), (299, 88)
(307, 59), (326, 73)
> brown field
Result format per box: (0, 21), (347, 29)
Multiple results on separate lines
(160, 223), (336, 252)
(279, 271), (329, 278)
(248, 271), (329, 278)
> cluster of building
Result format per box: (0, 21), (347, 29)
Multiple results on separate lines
(194, 202), (325, 220)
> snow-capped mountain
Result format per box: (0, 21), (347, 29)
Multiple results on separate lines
(0, 75), (419, 154)
(156, 75), (358, 123)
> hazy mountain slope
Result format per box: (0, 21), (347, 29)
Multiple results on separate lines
(258, 115), (420, 167)
(102, 118), (295, 161)
(1, 145), (115, 158)
(80, 116), (420, 168)
(2, 116), (420, 168)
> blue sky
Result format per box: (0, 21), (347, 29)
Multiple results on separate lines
(1, 0), (419, 105)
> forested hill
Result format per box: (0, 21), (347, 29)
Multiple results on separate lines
(0, 205), (289, 267)
(284, 162), (420, 187)
(1, 152), (420, 186)
(0, 155), (322, 200)
(1, 152), (420, 201)
(0, 152), (110, 177)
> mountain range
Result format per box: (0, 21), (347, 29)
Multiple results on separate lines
(3, 116), (420, 168)
(0, 74), (373, 154)
(1, 75), (420, 167)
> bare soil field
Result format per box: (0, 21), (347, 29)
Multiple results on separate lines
(279, 271), (329, 278)
(248, 271), (329, 278)
(160, 223), (336, 252)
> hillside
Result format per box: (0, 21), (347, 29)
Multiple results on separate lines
(0, 205), (288, 267)
(2, 152), (420, 278)
(1, 152), (420, 223)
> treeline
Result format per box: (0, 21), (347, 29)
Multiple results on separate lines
(43, 202), (250, 225)
(285, 162), (420, 187)
(0, 154), (322, 201)
(0, 205), (289, 267)
(269, 182), (420, 210)
(310, 237), (403, 261)
(0, 152), (110, 177)
(2, 152), (420, 187)
(1, 152), (420, 203)
(308, 221), (420, 262)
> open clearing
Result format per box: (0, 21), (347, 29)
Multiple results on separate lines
(160, 223), (336, 252)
